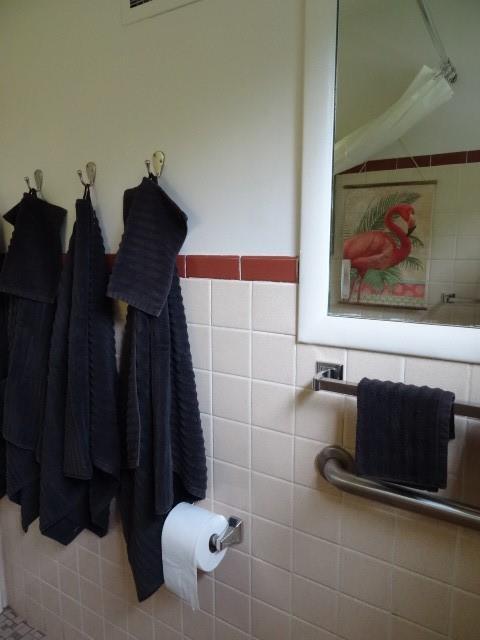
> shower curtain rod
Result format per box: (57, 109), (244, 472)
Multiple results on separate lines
(417, 0), (457, 84)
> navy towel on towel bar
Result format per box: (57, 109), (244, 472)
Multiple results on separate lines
(355, 378), (455, 492)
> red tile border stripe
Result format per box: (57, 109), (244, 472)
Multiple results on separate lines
(430, 151), (467, 166)
(340, 148), (480, 174)
(105, 254), (299, 282)
(241, 256), (298, 283)
(365, 158), (397, 172)
(396, 155), (430, 169)
(186, 255), (240, 280)
(467, 150), (480, 163)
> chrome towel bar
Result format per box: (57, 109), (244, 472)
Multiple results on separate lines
(317, 446), (480, 531)
(312, 376), (480, 421)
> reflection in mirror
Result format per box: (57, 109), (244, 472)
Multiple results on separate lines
(329, 0), (480, 328)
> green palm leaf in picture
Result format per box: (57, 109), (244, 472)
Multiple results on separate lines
(409, 234), (424, 248)
(401, 256), (424, 271)
(386, 231), (424, 249)
(362, 266), (402, 292)
(353, 191), (420, 235)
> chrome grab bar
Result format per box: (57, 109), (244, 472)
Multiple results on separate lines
(316, 446), (480, 531)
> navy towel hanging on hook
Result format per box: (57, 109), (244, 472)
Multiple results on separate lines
(39, 189), (120, 544)
(108, 177), (207, 602)
(0, 192), (66, 531)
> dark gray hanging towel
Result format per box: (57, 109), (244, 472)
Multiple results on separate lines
(39, 194), (120, 544)
(355, 378), (455, 491)
(108, 178), (207, 602)
(0, 261), (9, 499)
(0, 193), (66, 531)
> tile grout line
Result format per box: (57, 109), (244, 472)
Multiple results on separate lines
(248, 278), (253, 638)
(208, 279), (216, 640)
(288, 334), (298, 640)
(386, 359), (406, 638)
(336, 348), (350, 637)
(447, 528), (461, 640)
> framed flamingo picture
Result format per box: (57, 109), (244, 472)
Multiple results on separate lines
(340, 180), (435, 309)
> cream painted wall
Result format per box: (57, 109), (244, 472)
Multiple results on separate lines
(0, 0), (303, 254)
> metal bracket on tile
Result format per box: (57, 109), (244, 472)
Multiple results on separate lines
(312, 361), (344, 391)
(209, 516), (244, 553)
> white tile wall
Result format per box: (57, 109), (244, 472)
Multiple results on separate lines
(1, 277), (480, 640)
(212, 281), (252, 331)
(251, 283), (296, 335)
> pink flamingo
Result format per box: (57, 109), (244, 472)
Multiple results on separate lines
(343, 204), (416, 302)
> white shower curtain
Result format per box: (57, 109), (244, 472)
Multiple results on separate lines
(334, 65), (454, 175)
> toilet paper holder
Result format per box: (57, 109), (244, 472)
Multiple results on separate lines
(209, 516), (244, 552)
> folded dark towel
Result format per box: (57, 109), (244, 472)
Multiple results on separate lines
(0, 193), (65, 303)
(355, 378), (455, 491)
(107, 178), (187, 316)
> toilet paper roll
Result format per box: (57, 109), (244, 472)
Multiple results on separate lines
(161, 502), (228, 610)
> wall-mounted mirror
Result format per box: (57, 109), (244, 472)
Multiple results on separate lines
(298, 0), (480, 362)
(330, 0), (480, 328)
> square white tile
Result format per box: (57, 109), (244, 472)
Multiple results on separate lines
(188, 324), (212, 370)
(181, 278), (211, 325)
(252, 333), (295, 385)
(252, 282), (296, 334)
(212, 328), (251, 377)
(251, 427), (293, 481)
(213, 461), (250, 511)
(212, 373), (250, 423)
(212, 280), (251, 330)
(213, 418), (250, 468)
(252, 380), (295, 433)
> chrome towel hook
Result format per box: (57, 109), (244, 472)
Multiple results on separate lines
(24, 169), (44, 198)
(77, 162), (96, 189)
(145, 150), (165, 182)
